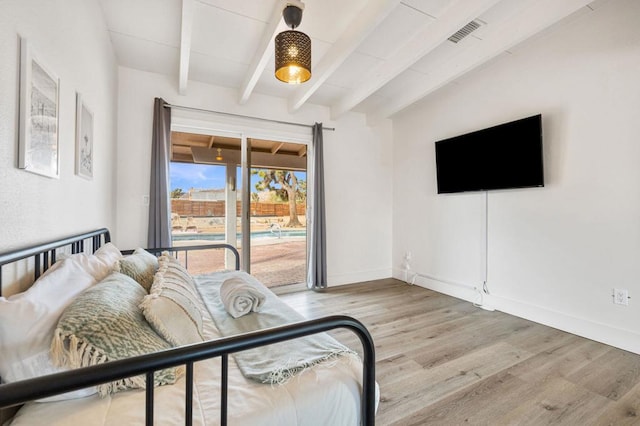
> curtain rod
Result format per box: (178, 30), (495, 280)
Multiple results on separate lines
(163, 103), (336, 131)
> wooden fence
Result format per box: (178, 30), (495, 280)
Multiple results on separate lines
(171, 199), (306, 217)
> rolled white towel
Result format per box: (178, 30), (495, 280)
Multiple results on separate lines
(220, 276), (266, 318)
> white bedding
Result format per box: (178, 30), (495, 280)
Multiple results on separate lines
(8, 272), (374, 426)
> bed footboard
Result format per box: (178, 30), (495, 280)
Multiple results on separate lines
(0, 315), (376, 426)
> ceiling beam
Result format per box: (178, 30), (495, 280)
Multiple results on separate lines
(367, 0), (595, 123)
(330, 0), (503, 119)
(178, 0), (195, 95)
(172, 153), (194, 162)
(238, 0), (287, 104)
(297, 146), (307, 157)
(208, 136), (215, 148)
(271, 142), (285, 154)
(288, 0), (401, 112)
(191, 147), (307, 170)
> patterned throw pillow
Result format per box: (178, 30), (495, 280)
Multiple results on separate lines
(140, 253), (204, 346)
(117, 248), (158, 291)
(51, 272), (181, 396)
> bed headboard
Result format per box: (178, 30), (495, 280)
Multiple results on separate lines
(0, 228), (112, 298)
(0, 228), (241, 298)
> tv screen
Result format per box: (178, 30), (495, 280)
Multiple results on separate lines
(435, 114), (544, 194)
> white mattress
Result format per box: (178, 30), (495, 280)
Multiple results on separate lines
(8, 275), (374, 426)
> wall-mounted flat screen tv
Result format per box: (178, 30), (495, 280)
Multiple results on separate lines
(435, 114), (544, 194)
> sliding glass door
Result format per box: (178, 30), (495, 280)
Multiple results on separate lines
(247, 142), (307, 287)
(168, 131), (307, 287)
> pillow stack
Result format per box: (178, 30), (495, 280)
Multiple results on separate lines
(1, 244), (207, 400)
(49, 249), (206, 396)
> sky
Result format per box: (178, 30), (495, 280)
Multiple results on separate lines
(170, 162), (306, 192)
(170, 162), (228, 191)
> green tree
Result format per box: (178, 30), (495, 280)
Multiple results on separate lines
(170, 188), (185, 199)
(296, 178), (307, 203)
(252, 169), (305, 227)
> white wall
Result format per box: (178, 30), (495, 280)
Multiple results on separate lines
(116, 67), (393, 285)
(0, 0), (118, 293)
(392, 0), (640, 354)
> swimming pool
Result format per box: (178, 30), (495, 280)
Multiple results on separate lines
(172, 229), (306, 241)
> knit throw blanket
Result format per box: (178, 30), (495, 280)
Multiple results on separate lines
(194, 271), (356, 384)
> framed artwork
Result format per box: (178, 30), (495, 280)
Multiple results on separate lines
(18, 37), (60, 178)
(75, 93), (94, 179)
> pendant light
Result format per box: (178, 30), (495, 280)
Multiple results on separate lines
(275, 2), (311, 84)
(215, 148), (223, 161)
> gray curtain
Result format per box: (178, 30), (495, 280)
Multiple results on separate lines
(307, 123), (327, 290)
(147, 98), (172, 248)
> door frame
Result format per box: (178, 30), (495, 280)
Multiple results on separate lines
(171, 115), (312, 275)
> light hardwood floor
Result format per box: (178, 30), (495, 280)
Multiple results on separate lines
(275, 279), (640, 425)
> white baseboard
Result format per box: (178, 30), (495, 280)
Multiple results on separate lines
(329, 268), (392, 287)
(488, 294), (640, 355)
(391, 268), (640, 355)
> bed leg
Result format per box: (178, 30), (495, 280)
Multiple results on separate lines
(221, 354), (228, 426)
(146, 372), (154, 426)
(185, 362), (194, 426)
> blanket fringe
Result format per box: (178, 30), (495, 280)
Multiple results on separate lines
(266, 349), (359, 386)
(50, 328), (181, 397)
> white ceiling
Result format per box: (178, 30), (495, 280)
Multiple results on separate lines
(98, 0), (606, 123)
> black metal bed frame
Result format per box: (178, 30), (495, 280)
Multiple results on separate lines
(0, 229), (376, 425)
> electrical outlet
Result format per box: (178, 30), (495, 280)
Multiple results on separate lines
(613, 288), (629, 306)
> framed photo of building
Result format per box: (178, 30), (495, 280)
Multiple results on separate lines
(75, 93), (93, 179)
(18, 37), (60, 178)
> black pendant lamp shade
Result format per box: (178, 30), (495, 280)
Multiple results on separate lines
(275, 4), (311, 84)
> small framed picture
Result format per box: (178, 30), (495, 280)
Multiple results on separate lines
(18, 37), (60, 178)
(75, 93), (94, 179)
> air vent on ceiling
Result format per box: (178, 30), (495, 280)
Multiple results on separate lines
(447, 20), (482, 44)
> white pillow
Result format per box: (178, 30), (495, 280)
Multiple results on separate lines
(0, 255), (104, 401)
(63, 242), (122, 281)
